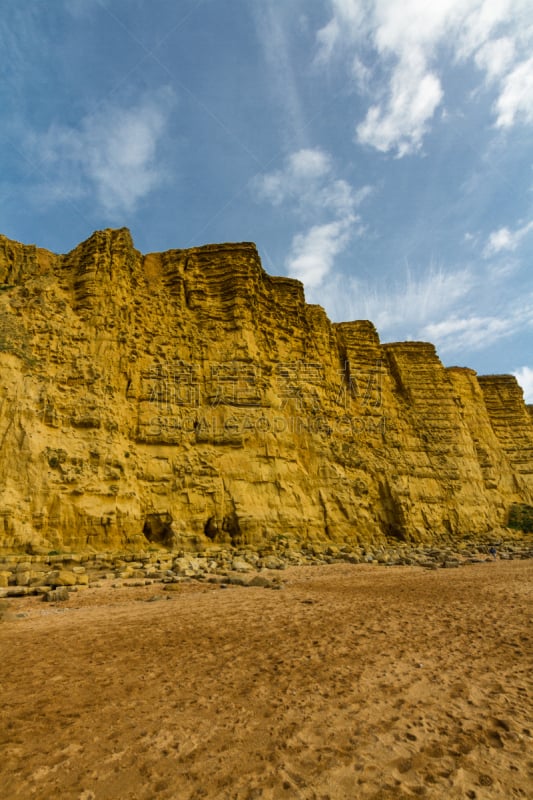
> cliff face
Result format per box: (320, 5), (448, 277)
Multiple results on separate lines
(1, 228), (532, 553)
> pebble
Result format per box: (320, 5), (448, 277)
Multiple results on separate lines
(0, 536), (532, 610)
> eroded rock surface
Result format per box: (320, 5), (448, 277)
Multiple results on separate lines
(0, 228), (532, 553)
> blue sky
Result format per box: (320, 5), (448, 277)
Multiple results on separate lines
(1, 0), (532, 400)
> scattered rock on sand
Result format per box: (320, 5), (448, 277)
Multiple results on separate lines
(231, 558), (255, 573)
(247, 575), (275, 589)
(44, 570), (78, 587)
(44, 587), (70, 602)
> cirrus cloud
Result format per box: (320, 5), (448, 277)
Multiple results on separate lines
(420, 292), (533, 353)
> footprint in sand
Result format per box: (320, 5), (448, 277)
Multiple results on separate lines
(485, 729), (505, 749)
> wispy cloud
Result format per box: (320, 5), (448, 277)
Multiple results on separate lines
(253, 147), (370, 218)
(317, 264), (474, 331)
(254, 148), (332, 207)
(0, 4), (43, 93)
(371, 267), (474, 333)
(253, 147), (370, 287)
(483, 218), (533, 257)
(64, 0), (99, 17)
(251, 4), (308, 147)
(421, 314), (516, 352)
(313, 261), (533, 360)
(317, 0), (533, 156)
(22, 88), (176, 217)
(513, 366), (533, 403)
(421, 294), (533, 353)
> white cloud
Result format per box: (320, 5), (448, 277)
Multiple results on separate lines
(317, 0), (533, 155)
(254, 147), (371, 287)
(495, 56), (533, 128)
(290, 148), (332, 180)
(315, 0), (365, 64)
(483, 219), (533, 256)
(253, 148), (332, 207)
(484, 227), (514, 255)
(475, 37), (515, 81)
(286, 217), (355, 288)
(513, 366), (533, 403)
(253, 147), (369, 218)
(24, 88), (176, 217)
(356, 59), (443, 156)
(373, 0), (462, 55)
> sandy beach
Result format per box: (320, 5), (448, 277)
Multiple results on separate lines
(1, 559), (532, 800)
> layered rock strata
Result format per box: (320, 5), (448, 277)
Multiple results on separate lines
(0, 228), (532, 553)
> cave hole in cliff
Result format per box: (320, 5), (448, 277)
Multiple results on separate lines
(378, 482), (408, 542)
(385, 523), (407, 542)
(204, 516), (218, 541)
(223, 511), (242, 547)
(203, 512), (242, 546)
(508, 503), (533, 532)
(143, 512), (175, 547)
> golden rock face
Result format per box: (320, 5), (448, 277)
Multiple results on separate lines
(0, 227), (532, 553)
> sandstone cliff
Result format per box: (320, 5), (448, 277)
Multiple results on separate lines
(0, 228), (532, 553)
